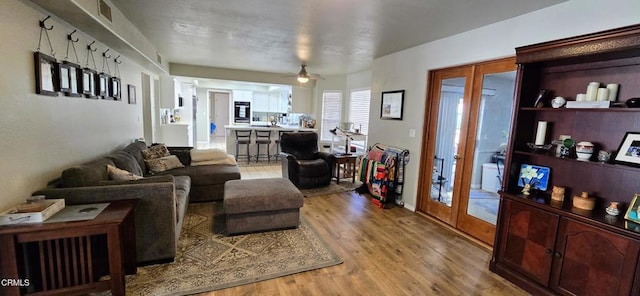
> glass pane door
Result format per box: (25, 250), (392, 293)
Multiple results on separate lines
(430, 78), (466, 207)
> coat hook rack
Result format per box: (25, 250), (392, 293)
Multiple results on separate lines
(114, 55), (122, 64)
(101, 49), (111, 73)
(39, 15), (53, 30)
(64, 29), (80, 63)
(67, 29), (79, 42)
(85, 41), (97, 68)
(36, 15), (55, 57)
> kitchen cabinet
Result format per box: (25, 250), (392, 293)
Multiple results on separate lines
(252, 92), (269, 112)
(495, 198), (640, 296)
(490, 24), (640, 296)
(161, 124), (192, 146)
(159, 75), (182, 109)
(232, 90), (252, 102)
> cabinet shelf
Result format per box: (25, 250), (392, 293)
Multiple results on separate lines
(520, 107), (639, 112)
(500, 192), (640, 238)
(513, 150), (640, 173)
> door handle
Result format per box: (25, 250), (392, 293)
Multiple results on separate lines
(453, 154), (461, 160)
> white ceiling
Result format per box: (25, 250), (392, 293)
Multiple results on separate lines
(108, 0), (565, 77)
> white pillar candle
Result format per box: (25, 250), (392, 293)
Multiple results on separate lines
(535, 121), (547, 145)
(596, 88), (609, 101)
(585, 82), (600, 101)
(576, 93), (586, 101)
(606, 83), (619, 101)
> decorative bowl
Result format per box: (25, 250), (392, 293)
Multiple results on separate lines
(626, 98), (640, 108)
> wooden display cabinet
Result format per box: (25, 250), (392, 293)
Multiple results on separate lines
(490, 24), (640, 295)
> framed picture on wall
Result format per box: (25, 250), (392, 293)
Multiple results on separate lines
(59, 61), (82, 97)
(81, 68), (98, 99)
(111, 77), (121, 101)
(34, 52), (58, 96)
(380, 90), (404, 120)
(128, 84), (136, 104)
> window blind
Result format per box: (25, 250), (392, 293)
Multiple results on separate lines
(321, 91), (343, 141)
(349, 88), (371, 135)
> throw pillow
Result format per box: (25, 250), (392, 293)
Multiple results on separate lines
(145, 155), (185, 173)
(107, 164), (143, 181)
(142, 144), (170, 160)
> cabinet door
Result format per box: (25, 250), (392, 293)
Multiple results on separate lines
(498, 199), (559, 286)
(551, 218), (640, 296)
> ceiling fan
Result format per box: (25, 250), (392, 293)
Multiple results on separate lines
(285, 64), (324, 83)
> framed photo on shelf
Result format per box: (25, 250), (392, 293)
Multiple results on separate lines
(34, 51), (58, 96)
(614, 132), (640, 167)
(128, 84), (136, 104)
(380, 90), (404, 120)
(517, 164), (551, 191)
(624, 194), (640, 223)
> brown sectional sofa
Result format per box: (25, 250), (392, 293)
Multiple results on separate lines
(34, 141), (240, 264)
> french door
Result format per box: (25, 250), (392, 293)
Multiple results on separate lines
(417, 57), (516, 246)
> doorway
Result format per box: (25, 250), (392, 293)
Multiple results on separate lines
(210, 91), (230, 140)
(417, 57), (516, 246)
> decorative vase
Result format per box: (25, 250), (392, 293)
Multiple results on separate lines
(576, 141), (594, 161)
(522, 184), (531, 196)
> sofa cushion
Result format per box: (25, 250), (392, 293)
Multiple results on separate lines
(145, 155), (185, 173)
(107, 164), (143, 181)
(122, 141), (148, 173)
(62, 158), (115, 187)
(107, 151), (144, 176)
(156, 164), (240, 186)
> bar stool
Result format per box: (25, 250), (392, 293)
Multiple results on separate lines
(234, 130), (252, 163)
(275, 130), (294, 160)
(254, 130), (272, 162)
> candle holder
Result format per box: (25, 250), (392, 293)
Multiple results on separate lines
(527, 142), (552, 153)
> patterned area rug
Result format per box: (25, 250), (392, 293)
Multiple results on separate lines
(117, 202), (342, 295)
(300, 181), (362, 197)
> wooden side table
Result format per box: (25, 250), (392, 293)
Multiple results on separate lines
(334, 154), (358, 184)
(0, 199), (137, 296)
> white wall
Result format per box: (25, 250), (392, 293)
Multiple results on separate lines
(370, 0), (640, 211)
(0, 0), (153, 211)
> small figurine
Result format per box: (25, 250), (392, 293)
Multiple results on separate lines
(522, 184), (531, 196)
(551, 186), (565, 202)
(606, 201), (620, 216)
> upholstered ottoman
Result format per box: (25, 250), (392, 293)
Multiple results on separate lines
(223, 178), (304, 235)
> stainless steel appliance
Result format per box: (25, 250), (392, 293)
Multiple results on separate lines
(234, 101), (251, 123)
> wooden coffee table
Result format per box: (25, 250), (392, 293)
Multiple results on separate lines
(0, 199), (137, 296)
(333, 154), (358, 184)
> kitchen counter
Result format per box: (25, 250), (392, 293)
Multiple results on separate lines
(224, 124), (318, 158)
(224, 124), (316, 132)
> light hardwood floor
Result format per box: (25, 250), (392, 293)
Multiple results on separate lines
(201, 164), (526, 296)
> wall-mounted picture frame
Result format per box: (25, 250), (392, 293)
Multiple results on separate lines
(624, 194), (640, 223)
(128, 84), (136, 104)
(34, 52), (58, 96)
(98, 73), (111, 99)
(111, 77), (121, 101)
(60, 61), (82, 97)
(81, 68), (98, 99)
(614, 132), (640, 167)
(380, 90), (404, 120)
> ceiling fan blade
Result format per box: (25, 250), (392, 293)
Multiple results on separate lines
(309, 74), (324, 80)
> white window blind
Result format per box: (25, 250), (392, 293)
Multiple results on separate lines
(349, 88), (371, 135)
(321, 91), (343, 141)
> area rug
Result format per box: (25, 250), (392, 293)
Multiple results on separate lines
(300, 181), (362, 197)
(113, 202), (342, 295)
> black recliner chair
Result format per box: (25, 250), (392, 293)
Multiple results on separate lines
(279, 132), (336, 189)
